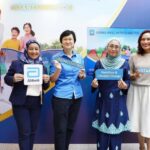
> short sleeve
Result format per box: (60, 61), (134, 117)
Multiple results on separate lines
(49, 55), (56, 75)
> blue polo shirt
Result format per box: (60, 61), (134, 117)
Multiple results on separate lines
(50, 50), (85, 99)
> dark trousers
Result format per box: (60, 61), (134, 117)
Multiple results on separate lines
(97, 132), (122, 150)
(52, 96), (81, 150)
(12, 97), (41, 150)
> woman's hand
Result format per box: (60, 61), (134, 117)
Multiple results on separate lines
(118, 79), (128, 89)
(43, 74), (50, 83)
(50, 60), (62, 82)
(13, 73), (24, 83)
(78, 69), (86, 79)
(130, 70), (142, 80)
(53, 60), (62, 70)
(91, 78), (99, 88)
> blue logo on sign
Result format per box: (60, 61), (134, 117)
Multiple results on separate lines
(27, 67), (40, 78)
(89, 29), (95, 36)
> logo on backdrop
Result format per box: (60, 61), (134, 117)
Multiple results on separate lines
(89, 29), (95, 36)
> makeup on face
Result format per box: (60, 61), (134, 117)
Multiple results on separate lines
(140, 33), (150, 53)
(27, 43), (40, 59)
(107, 40), (121, 57)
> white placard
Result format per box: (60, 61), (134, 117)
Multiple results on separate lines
(24, 64), (43, 85)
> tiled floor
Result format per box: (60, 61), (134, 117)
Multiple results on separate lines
(0, 144), (139, 150)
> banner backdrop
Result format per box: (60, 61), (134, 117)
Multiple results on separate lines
(86, 28), (145, 75)
(0, 0), (127, 50)
(0, 0), (150, 143)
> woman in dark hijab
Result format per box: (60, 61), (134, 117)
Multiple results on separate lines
(4, 40), (50, 150)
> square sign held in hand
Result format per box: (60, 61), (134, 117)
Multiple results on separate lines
(24, 64), (43, 85)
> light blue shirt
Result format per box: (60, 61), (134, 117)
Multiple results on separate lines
(50, 50), (85, 99)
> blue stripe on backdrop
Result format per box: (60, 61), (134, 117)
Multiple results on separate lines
(112, 0), (150, 28)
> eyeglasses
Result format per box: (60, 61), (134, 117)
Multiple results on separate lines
(108, 44), (120, 49)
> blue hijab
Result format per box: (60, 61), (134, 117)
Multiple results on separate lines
(20, 40), (43, 64)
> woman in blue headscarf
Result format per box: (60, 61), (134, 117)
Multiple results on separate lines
(4, 40), (50, 150)
(91, 39), (130, 150)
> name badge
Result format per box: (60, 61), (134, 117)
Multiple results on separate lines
(95, 69), (123, 80)
(24, 64), (43, 85)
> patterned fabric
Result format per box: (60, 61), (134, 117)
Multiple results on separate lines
(101, 55), (125, 69)
(92, 120), (130, 134)
(92, 60), (130, 134)
(97, 132), (122, 150)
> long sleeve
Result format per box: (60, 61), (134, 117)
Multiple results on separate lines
(91, 61), (100, 93)
(122, 61), (130, 95)
(4, 61), (16, 86)
(42, 66), (50, 90)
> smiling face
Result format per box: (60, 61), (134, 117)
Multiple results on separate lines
(61, 34), (75, 51)
(107, 40), (121, 57)
(24, 24), (31, 35)
(27, 43), (40, 60)
(140, 32), (150, 53)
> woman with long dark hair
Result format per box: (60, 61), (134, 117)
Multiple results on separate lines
(127, 30), (150, 150)
(20, 23), (36, 51)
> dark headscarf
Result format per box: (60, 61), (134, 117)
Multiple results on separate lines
(20, 40), (42, 64)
